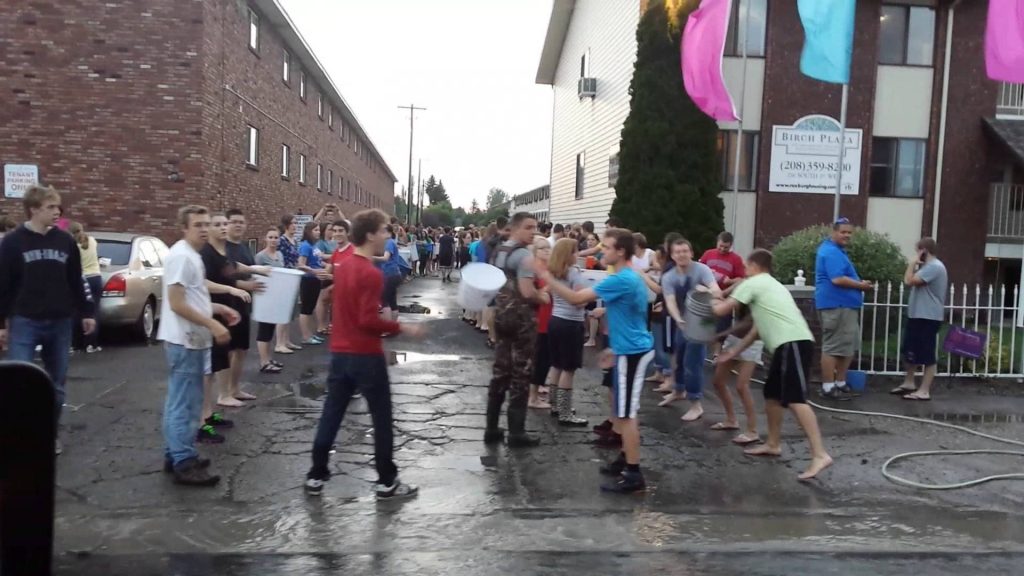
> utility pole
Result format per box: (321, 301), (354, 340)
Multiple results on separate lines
(398, 103), (427, 226)
(416, 158), (423, 225)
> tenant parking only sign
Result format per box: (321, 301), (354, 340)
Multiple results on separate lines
(4, 164), (39, 198)
(768, 115), (862, 195)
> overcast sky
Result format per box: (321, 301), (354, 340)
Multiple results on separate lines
(279, 0), (555, 210)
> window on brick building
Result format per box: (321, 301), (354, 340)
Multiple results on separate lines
(716, 130), (759, 191)
(248, 9), (260, 53)
(317, 93), (323, 119)
(281, 144), (290, 179)
(574, 152), (585, 200)
(879, 4), (935, 66)
(870, 137), (926, 197)
(299, 70), (306, 101)
(328, 107), (334, 129)
(246, 125), (259, 168)
(724, 0), (767, 57)
(317, 163), (323, 191)
(282, 49), (291, 84)
(347, 180), (352, 200)
(299, 154), (306, 185)
(327, 169), (333, 194)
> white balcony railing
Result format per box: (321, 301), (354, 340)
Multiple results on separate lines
(997, 82), (1024, 119)
(989, 183), (1024, 240)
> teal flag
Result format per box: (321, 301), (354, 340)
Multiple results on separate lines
(798, 0), (856, 84)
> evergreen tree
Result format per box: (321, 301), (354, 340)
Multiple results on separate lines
(609, 0), (723, 252)
(423, 175), (450, 206)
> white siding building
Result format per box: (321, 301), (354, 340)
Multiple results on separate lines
(536, 0), (642, 231)
(511, 185), (551, 222)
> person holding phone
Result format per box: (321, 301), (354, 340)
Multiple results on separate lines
(892, 238), (948, 401)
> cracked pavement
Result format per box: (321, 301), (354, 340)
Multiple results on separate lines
(51, 278), (1024, 575)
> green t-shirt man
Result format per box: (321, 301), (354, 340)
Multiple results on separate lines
(731, 272), (814, 353)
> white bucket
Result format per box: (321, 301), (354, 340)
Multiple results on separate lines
(398, 247), (412, 262)
(458, 263), (506, 311)
(252, 268), (305, 324)
(579, 269), (608, 287)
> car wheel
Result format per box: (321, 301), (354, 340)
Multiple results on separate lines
(136, 298), (156, 341)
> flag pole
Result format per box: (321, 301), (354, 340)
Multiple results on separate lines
(729, 0), (751, 234)
(832, 83), (849, 221)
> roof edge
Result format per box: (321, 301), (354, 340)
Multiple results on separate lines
(535, 0), (575, 85)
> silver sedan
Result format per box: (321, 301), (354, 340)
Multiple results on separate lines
(93, 232), (169, 340)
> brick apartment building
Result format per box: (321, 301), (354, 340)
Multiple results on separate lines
(536, 0), (1024, 286)
(0, 0), (396, 246)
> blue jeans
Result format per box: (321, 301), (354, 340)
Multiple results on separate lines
(674, 329), (706, 399)
(650, 321), (672, 376)
(6, 316), (72, 423)
(308, 353), (398, 486)
(163, 343), (206, 467)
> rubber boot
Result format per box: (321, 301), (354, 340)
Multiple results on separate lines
(484, 394), (505, 444)
(506, 405), (540, 447)
(549, 388), (561, 418)
(558, 389), (588, 427)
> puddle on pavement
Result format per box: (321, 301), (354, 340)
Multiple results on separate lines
(387, 351), (465, 365)
(398, 303), (431, 314)
(927, 412), (1024, 424)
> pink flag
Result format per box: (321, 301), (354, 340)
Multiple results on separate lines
(681, 0), (739, 121)
(986, 0), (1024, 83)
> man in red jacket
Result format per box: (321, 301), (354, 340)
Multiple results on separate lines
(304, 209), (425, 500)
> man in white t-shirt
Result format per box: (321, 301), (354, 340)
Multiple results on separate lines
(158, 205), (248, 487)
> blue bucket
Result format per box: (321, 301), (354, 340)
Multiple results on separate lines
(846, 370), (867, 392)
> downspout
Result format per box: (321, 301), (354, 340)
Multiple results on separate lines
(931, 0), (961, 241)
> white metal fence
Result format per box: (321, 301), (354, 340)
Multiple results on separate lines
(856, 282), (1024, 378)
(997, 82), (1024, 118)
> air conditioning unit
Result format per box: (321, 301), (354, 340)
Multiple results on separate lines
(578, 77), (597, 99)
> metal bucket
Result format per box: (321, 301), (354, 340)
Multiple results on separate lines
(682, 290), (717, 343)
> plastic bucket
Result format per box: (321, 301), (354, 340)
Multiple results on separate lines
(251, 268), (305, 324)
(398, 247), (412, 264)
(682, 290), (718, 343)
(846, 370), (867, 392)
(579, 269), (608, 287)
(458, 263), (506, 311)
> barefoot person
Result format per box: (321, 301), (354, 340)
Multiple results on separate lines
(304, 209), (426, 500)
(540, 228), (654, 493)
(712, 249), (832, 481)
(658, 237), (719, 422)
(709, 302), (761, 446)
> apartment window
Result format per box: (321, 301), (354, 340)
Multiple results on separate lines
(724, 0), (767, 57)
(347, 180), (352, 200)
(328, 107), (334, 129)
(316, 163), (323, 191)
(580, 48), (590, 78)
(282, 49), (291, 84)
(870, 138), (926, 197)
(608, 148), (620, 188)
(298, 153), (306, 185)
(299, 70), (306, 100)
(341, 122), (348, 143)
(717, 130), (760, 190)
(248, 9), (260, 53)
(327, 169), (333, 194)
(280, 144), (290, 179)
(879, 4), (935, 66)
(245, 125), (259, 168)
(574, 151), (585, 200)
(317, 93), (323, 119)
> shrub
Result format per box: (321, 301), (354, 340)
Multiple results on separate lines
(771, 224), (905, 287)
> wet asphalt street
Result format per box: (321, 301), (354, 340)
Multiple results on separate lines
(53, 277), (1024, 575)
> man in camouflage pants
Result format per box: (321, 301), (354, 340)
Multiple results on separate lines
(484, 212), (549, 447)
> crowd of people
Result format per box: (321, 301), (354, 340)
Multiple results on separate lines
(0, 185), (950, 499)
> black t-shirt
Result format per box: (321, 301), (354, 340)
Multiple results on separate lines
(201, 243), (236, 306)
(439, 234), (455, 254)
(226, 241), (254, 280)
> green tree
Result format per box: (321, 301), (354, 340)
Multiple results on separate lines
(394, 194), (409, 221)
(609, 0), (723, 252)
(486, 187), (509, 210)
(422, 200), (455, 228)
(470, 198), (481, 214)
(424, 176), (449, 205)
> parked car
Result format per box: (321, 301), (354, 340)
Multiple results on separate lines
(93, 232), (168, 340)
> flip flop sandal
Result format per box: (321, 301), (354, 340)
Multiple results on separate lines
(486, 339), (496, 349)
(274, 347), (295, 355)
(732, 433), (761, 446)
(902, 393), (931, 401)
(710, 422), (740, 431)
(270, 360), (284, 368)
(259, 362), (282, 374)
(890, 386), (917, 395)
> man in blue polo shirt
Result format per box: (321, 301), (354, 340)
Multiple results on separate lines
(815, 218), (873, 399)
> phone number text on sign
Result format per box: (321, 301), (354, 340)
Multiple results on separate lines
(768, 115), (862, 195)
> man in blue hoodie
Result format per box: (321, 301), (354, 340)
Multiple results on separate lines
(0, 185), (94, 453)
